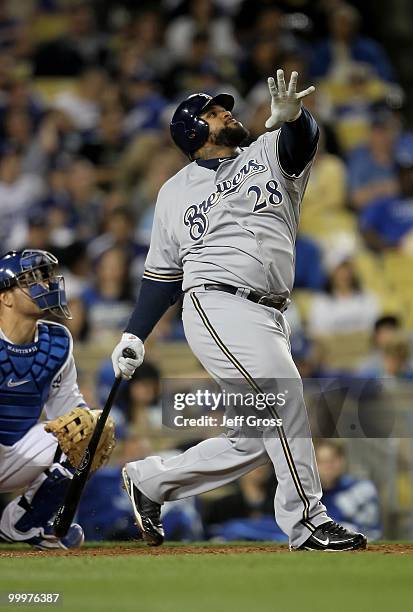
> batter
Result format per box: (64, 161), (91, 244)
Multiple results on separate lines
(112, 70), (367, 551)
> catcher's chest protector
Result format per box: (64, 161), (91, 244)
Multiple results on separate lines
(0, 322), (70, 446)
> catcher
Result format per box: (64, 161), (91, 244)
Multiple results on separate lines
(0, 250), (115, 549)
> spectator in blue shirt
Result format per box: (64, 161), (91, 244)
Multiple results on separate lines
(315, 440), (382, 541)
(123, 69), (167, 137)
(294, 234), (326, 291)
(87, 205), (148, 297)
(201, 464), (287, 542)
(79, 246), (135, 340)
(347, 111), (399, 210)
(360, 144), (413, 251)
(360, 331), (413, 380)
(358, 315), (402, 374)
(310, 3), (395, 83)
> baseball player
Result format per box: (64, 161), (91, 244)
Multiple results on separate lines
(0, 249), (114, 549)
(112, 70), (367, 551)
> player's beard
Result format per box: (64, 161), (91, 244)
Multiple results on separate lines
(213, 123), (249, 148)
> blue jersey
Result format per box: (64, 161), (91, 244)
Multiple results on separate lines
(0, 321), (84, 446)
(322, 475), (382, 540)
(360, 195), (413, 246)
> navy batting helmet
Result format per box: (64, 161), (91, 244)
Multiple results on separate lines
(170, 92), (235, 158)
(0, 249), (71, 319)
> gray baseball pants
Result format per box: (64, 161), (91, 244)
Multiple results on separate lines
(126, 288), (329, 547)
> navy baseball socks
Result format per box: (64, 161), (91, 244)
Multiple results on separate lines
(294, 520), (367, 551)
(122, 467), (164, 546)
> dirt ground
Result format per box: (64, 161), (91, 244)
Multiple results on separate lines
(1, 543), (413, 558)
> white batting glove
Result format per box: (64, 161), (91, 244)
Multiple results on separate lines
(111, 333), (145, 380)
(265, 69), (315, 130)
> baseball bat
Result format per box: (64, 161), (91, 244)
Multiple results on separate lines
(53, 347), (137, 538)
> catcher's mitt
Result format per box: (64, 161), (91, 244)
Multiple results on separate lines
(45, 408), (115, 472)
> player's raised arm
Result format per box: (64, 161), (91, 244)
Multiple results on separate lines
(265, 69), (319, 178)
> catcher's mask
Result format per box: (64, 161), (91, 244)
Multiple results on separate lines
(0, 249), (71, 319)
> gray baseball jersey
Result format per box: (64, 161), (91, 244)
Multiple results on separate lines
(143, 129), (313, 297)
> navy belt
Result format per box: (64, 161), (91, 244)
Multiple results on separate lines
(204, 284), (288, 312)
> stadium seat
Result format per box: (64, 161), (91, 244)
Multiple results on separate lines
(31, 14), (69, 43)
(383, 252), (413, 329)
(299, 210), (356, 243)
(74, 339), (202, 379)
(33, 78), (76, 102)
(149, 342), (203, 377)
(312, 330), (371, 370)
(291, 289), (315, 324)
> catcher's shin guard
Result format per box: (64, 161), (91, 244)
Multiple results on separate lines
(14, 463), (73, 532)
(0, 449), (76, 542)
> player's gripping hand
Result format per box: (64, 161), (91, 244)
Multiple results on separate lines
(265, 69), (315, 130)
(111, 333), (144, 380)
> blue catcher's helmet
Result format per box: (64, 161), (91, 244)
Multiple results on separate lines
(0, 249), (71, 319)
(170, 92), (234, 159)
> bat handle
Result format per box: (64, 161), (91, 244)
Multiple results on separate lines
(122, 347), (137, 359)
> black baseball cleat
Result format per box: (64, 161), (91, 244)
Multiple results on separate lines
(122, 467), (164, 546)
(296, 521), (367, 551)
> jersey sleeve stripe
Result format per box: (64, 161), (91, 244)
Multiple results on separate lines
(143, 270), (184, 282)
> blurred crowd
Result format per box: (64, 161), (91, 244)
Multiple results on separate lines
(0, 0), (411, 357)
(0, 0), (412, 539)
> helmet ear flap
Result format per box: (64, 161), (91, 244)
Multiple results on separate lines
(170, 102), (211, 158)
(187, 116), (209, 152)
(186, 117), (209, 142)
